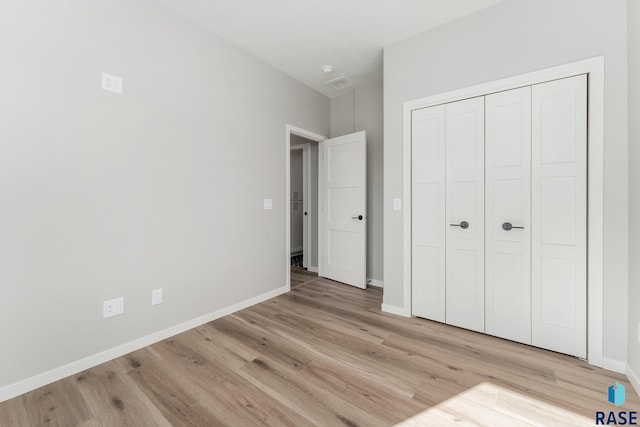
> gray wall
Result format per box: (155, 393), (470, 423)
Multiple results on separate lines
(628, 0), (640, 380)
(383, 0), (629, 365)
(330, 83), (384, 283)
(0, 0), (329, 390)
(330, 93), (356, 136)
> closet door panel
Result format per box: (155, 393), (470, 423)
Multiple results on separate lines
(531, 75), (587, 358)
(411, 105), (446, 321)
(445, 97), (485, 333)
(485, 86), (532, 344)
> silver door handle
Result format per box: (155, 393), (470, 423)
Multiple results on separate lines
(351, 215), (363, 220)
(502, 222), (525, 231)
(449, 221), (469, 229)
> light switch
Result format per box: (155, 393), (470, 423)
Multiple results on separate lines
(264, 199), (273, 210)
(102, 72), (123, 94)
(151, 288), (163, 306)
(393, 198), (402, 211)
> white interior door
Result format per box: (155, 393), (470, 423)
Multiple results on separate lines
(320, 131), (367, 288)
(411, 105), (446, 321)
(485, 86), (532, 344)
(531, 75), (587, 358)
(445, 97), (485, 333)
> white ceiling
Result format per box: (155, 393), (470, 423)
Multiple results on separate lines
(160, 0), (504, 98)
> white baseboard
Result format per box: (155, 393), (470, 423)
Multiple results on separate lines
(381, 303), (411, 317)
(603, 357), (627, 374)
(0, 285), (289, 404)
(367, 278), (384, 288)
(307, 265), (318, 273)
(627, 364), (640, 398)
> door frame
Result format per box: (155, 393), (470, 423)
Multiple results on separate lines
(285, 124), (326, 291)
(290, 143), (311, 268)
(398, 56), (605, 367)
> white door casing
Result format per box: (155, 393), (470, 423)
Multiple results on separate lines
(319, 131), (367, 288)
(531, 75), (587, 358)
(411, 105), (446, 321)
(445, 97), (485, 333)
(485, 86), (532, 344)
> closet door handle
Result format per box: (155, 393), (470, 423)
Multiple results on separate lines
(351, 215), (363, 220)
(502, 222), (525, 231)
(449, 221), (469, 229)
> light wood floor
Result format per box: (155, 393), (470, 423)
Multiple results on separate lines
(1, 269), (638, 426)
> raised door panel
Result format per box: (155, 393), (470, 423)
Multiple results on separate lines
(445, 97), (485, 333)
(411, 106), (446, 321)
(531, 75), (587, 358)
(321, 131), (367, 288)
(485, 86), (532, 345)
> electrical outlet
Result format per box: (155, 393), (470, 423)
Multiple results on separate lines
(103, 297), (124, 318)
(101, 72), (123, 94)
(151, 288), (163, 306)
(264, 199), (273, 210)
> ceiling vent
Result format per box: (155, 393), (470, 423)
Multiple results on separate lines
(325, 75), (353, 91)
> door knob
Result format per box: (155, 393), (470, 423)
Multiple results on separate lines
(449, 221), (469, 229)
(304, 212), (308, 216)
(502, 222), (525, 231)
(351, 215), (364, 220)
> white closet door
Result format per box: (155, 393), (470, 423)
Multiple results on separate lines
(411, 105), (446, 321)
(445, 97), (485, 333)
(531, 75), (587, 358)
(485, 87), (532, 344)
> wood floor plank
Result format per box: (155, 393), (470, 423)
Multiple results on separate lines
(1, 268), (638, 426)
(297, 360), (427, 424)
(114, 347), (164, 374)
(19, 378), (94, 427)
(0, 395), (31, 427)
(243, 302), (423, 397)
(237, 357), (387, 427)
(290, 268), (318, 288)
(72, 363), (171, 427)
(254, 292), (391, 344)
(127, 359), (226, 426)
(151, 335), (313, 427)
(208, 315), (311, 372)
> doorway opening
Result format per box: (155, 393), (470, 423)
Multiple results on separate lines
(290, 141), (310, 269)
(285, 125), (326, 291)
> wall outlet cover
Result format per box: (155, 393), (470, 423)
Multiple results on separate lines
(264, 199), (273, 210)
(103, 297), (124, 318)
(101, 72), (123, 95)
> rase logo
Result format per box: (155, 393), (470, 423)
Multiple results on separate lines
(609, 382), (626, 407)
(596, 382), (637, 425)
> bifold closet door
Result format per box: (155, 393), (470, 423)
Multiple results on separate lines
(485, 87), (532, 344)
(411, 105), (446, 321)
(531, 75), (587, 358)
(445, 97), (485, 333)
